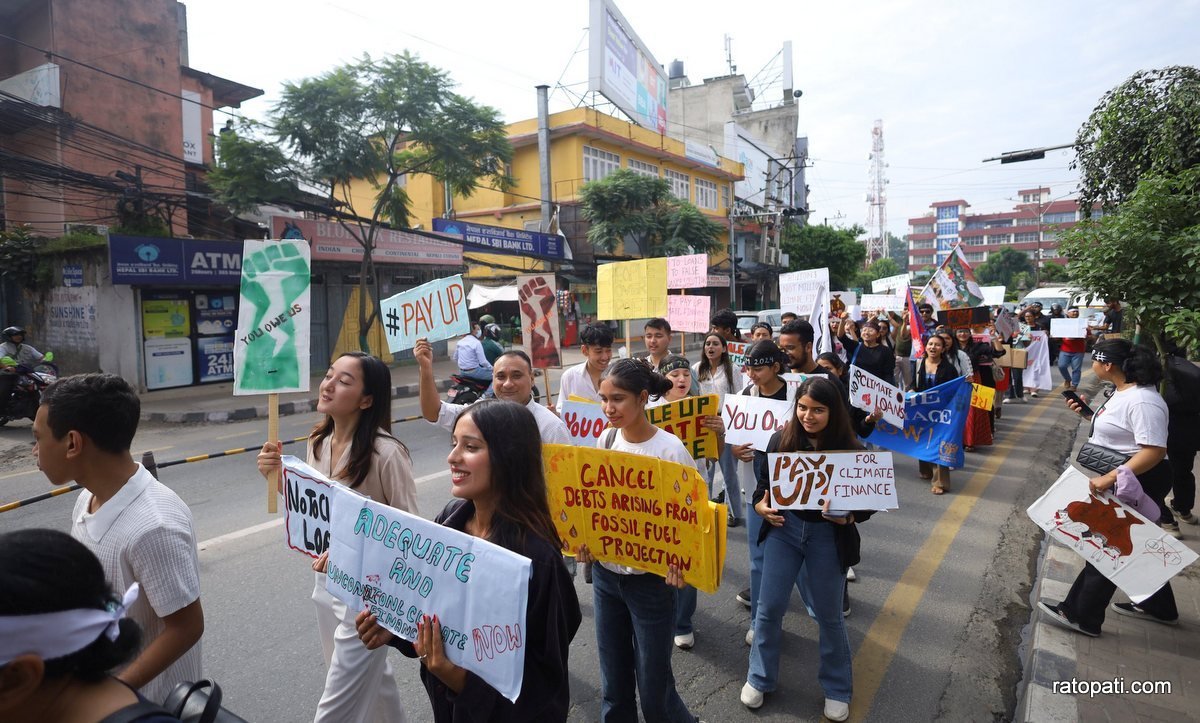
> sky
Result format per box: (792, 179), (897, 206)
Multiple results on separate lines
(185, 0), (1200, 237)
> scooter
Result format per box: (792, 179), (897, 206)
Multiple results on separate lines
(446, 374), (491, 405)
(0, 362), (59, 425)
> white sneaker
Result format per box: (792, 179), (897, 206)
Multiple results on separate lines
(740, 682), (764, 709)
(824, 698), (850, 721)
(745, 627), (754, 646)
(673, 632), (694, 650)
(846, 566), (857, 582)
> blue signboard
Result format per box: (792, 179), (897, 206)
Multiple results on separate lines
(62, 264), (84, 287)
(110, 236), (245, 285)
(196, 334), (235, 383)
(432, 218), (564, 259)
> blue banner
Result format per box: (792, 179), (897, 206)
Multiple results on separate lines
(865, 376), (971, 468)
(110, 236), (244, 285)
(432, 218), (564, 258)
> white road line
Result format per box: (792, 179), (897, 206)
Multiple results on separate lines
(414, 470), (449, 485)
(198, 518), (282, 551)
(214, 430), (258, 440)
(0, 468), (38, 480)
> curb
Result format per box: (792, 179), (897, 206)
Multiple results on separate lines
(141, 379), (454, 424)
(1016, 541), (1082, 722)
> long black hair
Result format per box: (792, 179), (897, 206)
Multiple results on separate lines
(778, 376), (862, 452)
(1093, 338), (1163, 387)
(602, 358), (673, 402)
(311, 352), (408, 489)
(696, 332), (735, 388)
(0, 529), (142, 681)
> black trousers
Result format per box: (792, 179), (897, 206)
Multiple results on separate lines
(1060, 459), (1178, 632)
(1167, 412), (1199, 516)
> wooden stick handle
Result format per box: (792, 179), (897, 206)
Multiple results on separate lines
(267, 393), (279, 514)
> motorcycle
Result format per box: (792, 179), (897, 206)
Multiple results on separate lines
(0, 362), (59, 425)
(446, 374), (491, 406)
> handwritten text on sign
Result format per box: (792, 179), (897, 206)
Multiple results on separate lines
(768, 451), (898, 511)
(970, 383), (996, 411)
(561, 398), (609, 447)
(847, 366), (905, 428)
(780, 267), (829, 311)
(859, 293), (905, 312)
(380, 275), (469, 352)
(647, 394), (719, 459)
(542, 444), (726, 593)
(666, 253), (708, 289)
(282, 457), (334, 558)
(721, 395), (794, 451)
(667, 294), (711, 333)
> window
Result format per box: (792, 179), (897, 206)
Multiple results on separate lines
(911, 240), (936, 249)
(986, 219), (1013, 228)
(965, 236), (986, 246)
(695, 178), (718, 209)
(721, 183), (730, 209)
(911, 224), (934, 234)
(963, 221), (987, 230)
(627, 158), (659, 178)
(583, 146), (620, 182)
(965, 252), (986, 263)
(1014, 232), (1038, 243)
(665, 168), (690, 201)
(936, 221), (958, 236)
(1042, 230), (1059, 243)
(1043, 211), (1076, 224)
(987, 234), (1011, 245)
(936, 206), (958, 219)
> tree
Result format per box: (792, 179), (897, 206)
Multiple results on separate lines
(886, 232), (909, 271)
(854, 257), (900, 291)
(975, 247), (1035, 290)
(780, 223), (866, 290)
(1073, 66), (1200, 215)
(209, 52), (513, 352)
(1039, 261), (1069, 283)
(580, 169), (726, 257)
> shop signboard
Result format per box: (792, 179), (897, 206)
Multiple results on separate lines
(197, 335), (235, 383)
(432, 218), (564, 258)
(272, 217), (462, 265)
(109, 236), (244, 286)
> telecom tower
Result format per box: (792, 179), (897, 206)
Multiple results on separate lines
(864, 120), (888, 265)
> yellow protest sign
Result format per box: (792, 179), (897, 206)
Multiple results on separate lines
(647, 394), (720, 460)
(543, 444), (727, 593)
(971, 383), (995, 411)
(597, 258), (668, 320)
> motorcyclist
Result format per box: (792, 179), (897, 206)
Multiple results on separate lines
(481, 323), (504, 365)
(0, 326), (52, 406)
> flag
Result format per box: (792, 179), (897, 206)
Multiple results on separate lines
(809, 284), (831, 356)
(906, 286), (927, 360)
(921, 246), (985, 310)
(865, 376), (972, 468)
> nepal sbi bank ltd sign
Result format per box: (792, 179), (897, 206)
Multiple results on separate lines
(109, 235), (244, 285)
(432, 218), (564, 258)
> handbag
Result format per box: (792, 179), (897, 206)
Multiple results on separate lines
(98, 701), (178, 723)
(163, 680), (249, 723)
(1076, 442), (1131, 475)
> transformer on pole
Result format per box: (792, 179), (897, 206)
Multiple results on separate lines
(864, 119), (888, 266)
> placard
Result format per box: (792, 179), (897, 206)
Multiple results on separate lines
(781, 372), (812, 402)
(667, 295), (711, 333)
(768, 451), (898, 511)
(233, 239), (312, 395)
(721, 395), (794, 450)
(517, 274), (562, 368)
(872, 273), (910, 294)
(847, 366), (905, 428)
(859, 293), (905, 312)
(970, 383), (996, 411)
(780, 267), (829, 311)
(936, 306), (991, 328)
(282, 456), (335, 559)
(542, 444), (726, 593)
(646, 394), (720, 460)
(379, 275), (469, 353)
(1050, 318), (1089, 339)
(726, 341), (752, 392)
(667, 253), (708, 289)
(829, 291), (857, 316)
(981, 285), (1006, 306)
(596, 258), (667, 320)
(561, 398), (608, 447)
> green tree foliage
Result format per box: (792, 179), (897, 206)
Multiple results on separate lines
(886, 232), (908, 271)
(854, 257), (900, 290)
(1073, 66), (1200, 214)
(208, 52), (513, 351)
(0, 226), (39, 292)
(975, 247), (1035, 290)
(780, 223), (866, 290)
(580, 169), (725, 257)
(1039, 261), (1069, 283)
(1059, 167), (1200, 357)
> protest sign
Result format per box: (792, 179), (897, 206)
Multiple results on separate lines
(768, 451), (898, 511)
(1050, 318), (1089, 339)
(936, 306), (991, 328)
(667, 295), (711, 333)
(780, 267), (829, 312)
(1027, 466), (1198, 603)
(860, 293), (905, 312)
(233, 239), (311, 395)
(542, 444), (726, 593)
(781, 372), (811, 402)
(597, 258), (667, 320)
(667, 253), (708, 289)
(994, 308), (1018, 340)
(561, 398), (608, 447)
(380, 275), (469, 352)
(282, 456), (335, 558)
(847, 366), (905, 428)
(970, 383), (996, 411)
(872, 273), (909, 294)
(320, 467), (532, 702)
(981, 285), (1006, 306)
(647, 394), (720, 459)
(721, 395), (794, 450)
(1024, 331), (1053, 391)
(865, 376), (971, 467)
(830, 291), (856, 316)
(517, 274), (561, 368)
(726, 341), (752, 391)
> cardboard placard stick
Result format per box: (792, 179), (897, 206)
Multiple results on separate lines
(267, 393), (279, 514)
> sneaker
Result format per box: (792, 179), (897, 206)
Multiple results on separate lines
(824, 698), (850, 722)
(1176, 510), (1198, 525)
(843, 596), (851, 617)
(1111, 602), (1179, 626)
(1030, 391), (1039, 398)
(740, 682), (764, 709)
(673, 632), (694, 650)
(745, 627), (754, 646)
(846, 566), (857, 582)
(1037, 600), (1099, 637)
(727, 517), (744, 528)
(1161, 521), (1183, 539)
(736, 588), (752, 608)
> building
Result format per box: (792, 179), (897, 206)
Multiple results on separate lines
(905, 188), (1099, 273)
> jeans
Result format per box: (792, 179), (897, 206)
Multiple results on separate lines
(747, 519), (852, 703)
(458, 366), (493, 383)
(704, 445), (743, 520)
(592, 564), (696, 723)
(746, 500), (809, 623)
(1058, 351), (1083, 387)
(674, 586), (697, 635)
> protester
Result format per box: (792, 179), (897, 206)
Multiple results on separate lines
(890, 309), (915, 390)
(1090, 298), (1124, 340)
(257, 352), (416, 722)
(938, 330), (973, 381)
(1056, 308), (1087, 391)
(912, 336), (960, 494)
(1040, 339), (1179, 635)
(355, 400), (582, 722)
(694, 332), (739, 509)
(956, 325), (1005, 448)
(840, 318), (896, 385)
(750, 322), (773, 342)
(455, 322), (494, 384)
(650, 354), (694, 406)
(0, 528), (181, 723)
(573, 359), (700, 722)
(642, 317), (673, 369)
(1162, 341), (1200, 530)
(34, 373), (203, 704)
(778, 319), (827, 376)
(1003, 314), (1034, 404)
(710, 309), (742, 342)
(780, 312), (798, 326)
(741, 376), (872, 721)
(556, 321), (614, 413)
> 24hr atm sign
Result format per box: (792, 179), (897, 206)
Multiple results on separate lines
(433, 218), (564, 258)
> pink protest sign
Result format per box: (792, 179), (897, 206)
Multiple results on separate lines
(667, 294), (711, 333)
(667, 253), (708, 289)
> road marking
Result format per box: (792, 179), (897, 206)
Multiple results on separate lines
(198, 518), (283, 551)
(214, 430), (258, 440)
(851, 398), (1059, 721)
(0, 468), (38, 480)
(415, 470), (449, 485)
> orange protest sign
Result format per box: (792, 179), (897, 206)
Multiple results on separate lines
(970, 383), (995, 411)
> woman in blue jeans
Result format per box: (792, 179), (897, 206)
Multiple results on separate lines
(741, 376), (874, 722)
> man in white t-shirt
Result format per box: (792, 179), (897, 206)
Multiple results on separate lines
(556, 322), (613, 413)
(32, 374), (203, 703)
(640, 317), (673, 370)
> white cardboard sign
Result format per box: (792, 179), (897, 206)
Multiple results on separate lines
(560, 398), (608, 447)
(847, 366), (906, 428)
(282, 457), (335, 559)
(767, 451), (898, 511)
(721, 395), (794, 451)
(1050, 318), (1089, 339)
(859, 293), (905, 312)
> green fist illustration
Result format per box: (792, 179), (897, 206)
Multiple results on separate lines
(239, 242), (310, 390)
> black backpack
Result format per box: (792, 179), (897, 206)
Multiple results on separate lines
(1163, 355), (1200, 415)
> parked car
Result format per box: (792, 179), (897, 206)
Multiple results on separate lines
(736, 308), (783, 336)
(1019, 286), (1104, 312)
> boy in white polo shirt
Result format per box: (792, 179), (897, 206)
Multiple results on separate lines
(32, 373), (204, 703)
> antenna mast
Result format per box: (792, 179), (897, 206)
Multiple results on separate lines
(864, 119), (888, 266)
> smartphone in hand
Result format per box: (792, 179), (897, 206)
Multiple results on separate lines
(1061, 390), (1094, 418)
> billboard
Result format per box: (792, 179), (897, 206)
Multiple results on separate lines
(588, 0), (667, 134)
(724, 123), (772, 205)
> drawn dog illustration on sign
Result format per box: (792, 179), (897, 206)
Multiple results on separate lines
(1051, 495), (1144, 569)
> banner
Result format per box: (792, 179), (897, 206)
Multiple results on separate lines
(780, 267), (829, 312)
(1050, 318), (1089, 338)
(1027, 466), (1199, 603)
(936, 306), (991, 328)
(379, 275), (469, 353)
(517, 274), (562, 368)
(561, 398), (608, 447)
(847, 366), (905, 428)
(597, 258), (667, 320)
(1024, 331), (1053, 391)
(865, 376), (971, 467)
(810, 284), (831, 355)
(646, 394), (720, 460)
(768, 451), (898, 511)
(970, 383), (996, 411)
(542, 444), (726, 593)
(666, 253), (708, 289)
(721, 395), (793, 450)
(921, 246), (985, 310)
(233, 239), (311, 395)
(860, 293), (905, 312)
(872, 273), (910, 294)
(667, 295), (711, 333)
(282, 457), (335, 559)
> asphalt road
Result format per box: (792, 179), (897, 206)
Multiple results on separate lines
(0, 387), (1083, 722)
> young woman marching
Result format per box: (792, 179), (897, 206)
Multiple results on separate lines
(839, 318), (896, 385)
(257, 352), (417, 723)
(912, 335), (961, 494)
(741, 376), (874, 721)
(356, 400), (582, 721)
(955, 325), (1005, 449)
(694, 333), (739, 509)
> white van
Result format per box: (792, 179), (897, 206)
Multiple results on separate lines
(1020, 286), (1104, 311)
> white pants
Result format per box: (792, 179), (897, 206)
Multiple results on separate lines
(312, 573), (407, 723)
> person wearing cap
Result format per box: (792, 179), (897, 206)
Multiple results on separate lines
(0, 325), (51, 406)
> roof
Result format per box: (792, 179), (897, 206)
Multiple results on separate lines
(181, 67), (263, 109)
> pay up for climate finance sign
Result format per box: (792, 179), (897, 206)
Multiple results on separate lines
(280, 457), (531, 702)
(768, 451), (899, 511)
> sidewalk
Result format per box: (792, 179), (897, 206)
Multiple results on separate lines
(1016, 380), (1199, 721)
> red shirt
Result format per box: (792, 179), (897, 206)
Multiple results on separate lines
(1061, 338), (1086, 353)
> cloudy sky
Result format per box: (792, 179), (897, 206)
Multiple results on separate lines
(186, 0), (1199, 236)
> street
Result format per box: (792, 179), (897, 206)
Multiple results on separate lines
(0, 387), (1080, 722)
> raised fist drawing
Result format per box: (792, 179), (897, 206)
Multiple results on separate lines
(519, 276), (561, 368)
(239, 243), (309, 390)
